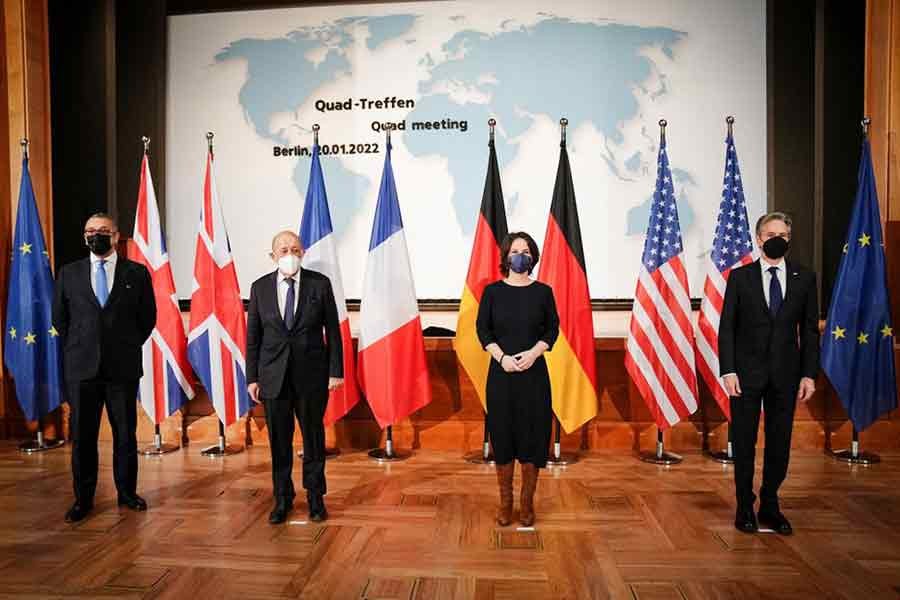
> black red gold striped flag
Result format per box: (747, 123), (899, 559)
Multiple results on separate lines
(453, 135), (508, 408)
(537, 136), (598, 433)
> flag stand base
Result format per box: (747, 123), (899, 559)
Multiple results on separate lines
(298, 447), (341, 460)
(704, 426), (734, 464)
(368, 427), (411, 462)
(142, 431), (179, 456)
(704, 446), (734, 464)
(639, 430), (682, 465)
(830, 430), (880, 464)
(546, 442), (579, 467)
(201, 422), (244, 457)
(464, 442), (496, 465)
(18, 431), (64, 454)
(830, 449), (880, 464)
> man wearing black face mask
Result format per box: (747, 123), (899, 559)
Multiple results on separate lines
(52, 213), (157, 522)
(718, 212), (819, 536)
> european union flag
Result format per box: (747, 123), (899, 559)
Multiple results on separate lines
(2, 157), (63, 422)
(822, 138), (897, 431)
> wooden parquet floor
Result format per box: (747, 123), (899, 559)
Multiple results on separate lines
(1, 442), (899, 599)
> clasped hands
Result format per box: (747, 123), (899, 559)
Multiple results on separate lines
(498, 347), (543, 373)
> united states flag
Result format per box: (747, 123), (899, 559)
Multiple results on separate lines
(187, 147), (251, 427)
(624, 130), (699, 430)
(696, 131), (755, 420)
(128, 152), (194, 424)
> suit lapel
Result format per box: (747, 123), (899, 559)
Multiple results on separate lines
(263, 270), (287, 333)
(104, 258), (128, 308)
(752, 260), (772, 320)
(80, 258), (102, 309)
(288, 268), (306, 333)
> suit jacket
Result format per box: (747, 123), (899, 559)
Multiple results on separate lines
(718, 259), (819, 392)
(52, 256), (157, 383)
(246, 268), (343, 399)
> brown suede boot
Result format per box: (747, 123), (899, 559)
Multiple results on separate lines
(519, 462), (539, 527)
(495, 462), (515, 526)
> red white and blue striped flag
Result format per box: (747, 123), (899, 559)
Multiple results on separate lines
(300, 143), (360, 424)
(128, 152), (195, 423)
(624, 129), (699, 429)
(696, 131), (755, 420)
(187, 147), (250, 426)
(358, 140), (432, 428)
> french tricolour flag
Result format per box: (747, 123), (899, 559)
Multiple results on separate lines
(128, 152), (195, 423)
(187, 147), (250, 426)
(300, 143), (360, 424)
(358, 140), (432, 428)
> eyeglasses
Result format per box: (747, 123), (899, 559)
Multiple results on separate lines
(84, 228), (115, 235)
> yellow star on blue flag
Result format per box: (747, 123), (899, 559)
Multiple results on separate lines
(2, 156), (63, 421)
(822, 137), (896, 431)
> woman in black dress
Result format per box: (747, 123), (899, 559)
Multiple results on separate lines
(476, 232), (559, 527)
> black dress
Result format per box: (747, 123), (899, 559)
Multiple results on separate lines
(476, 280), (560, 468)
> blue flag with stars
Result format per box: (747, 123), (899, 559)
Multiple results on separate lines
(822, 138), (896, 431)
(3, 157), (63, 421)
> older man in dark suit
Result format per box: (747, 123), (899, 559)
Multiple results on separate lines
(246, 231), (343, 524)
(719, 212), (819, 536)
(53, 213), (157, 522)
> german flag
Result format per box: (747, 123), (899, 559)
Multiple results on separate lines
(537, 139), (598, 433)
(453, 135), (508, 408)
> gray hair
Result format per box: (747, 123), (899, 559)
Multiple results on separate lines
(755, 211), (792, 236)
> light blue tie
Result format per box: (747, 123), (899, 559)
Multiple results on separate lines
(96, 260), (109, 307)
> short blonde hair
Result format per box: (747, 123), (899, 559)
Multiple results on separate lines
(755, 211), (792, 236)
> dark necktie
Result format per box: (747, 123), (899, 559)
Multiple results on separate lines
(284, 277), (295, 330)
(768, 266), (783, 318)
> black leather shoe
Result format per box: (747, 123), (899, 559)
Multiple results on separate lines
(65, 501), (93, 523)
(269, 498), (292, 525)
(734, 507), (758, 533)
(758, 510), (792, 535)
(117, 494), (148, 511)
(308, 494), (328, 522)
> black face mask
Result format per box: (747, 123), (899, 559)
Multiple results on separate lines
(86, 234), (113, 256)
(762, 236), (789, 259)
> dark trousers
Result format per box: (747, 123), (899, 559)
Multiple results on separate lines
(730, 383), (796, 512)
(68, 379), (139, 503)
(263, 372), (327, 501)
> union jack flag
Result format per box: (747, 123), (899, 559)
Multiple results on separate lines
(128, 152), (194, 423)
(187, 147), (250, 426)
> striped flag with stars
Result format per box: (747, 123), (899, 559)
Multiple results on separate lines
(3, 156), (63, 422)
(696, 129), (755, 420)
(624, 128), (699, 430)
(822, 136), (896, 431)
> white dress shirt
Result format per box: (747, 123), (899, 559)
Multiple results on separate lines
(276, 270), (301, 319)
(90, 251), (117, 297)
(760, 258), (787, 307)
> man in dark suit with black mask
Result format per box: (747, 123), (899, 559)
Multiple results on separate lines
(246, 231), (343, 524)
(53, 213), (157, 522)
(719, 211), (819, 536)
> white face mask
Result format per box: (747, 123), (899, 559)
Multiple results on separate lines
(277, 254), (301, 276)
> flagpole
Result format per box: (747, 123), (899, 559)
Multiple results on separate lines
(130, 136), (180, 456)
(365, 126), (416, 464)
(463, 117), (498, 465)
(703, 116), (737, 465)
(544, 117), (581, 468)
(826, 118), (883, 466)
(14, 138), (64, 454)
(201, 419), (244, 456)
(297, 123), (341, 462)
